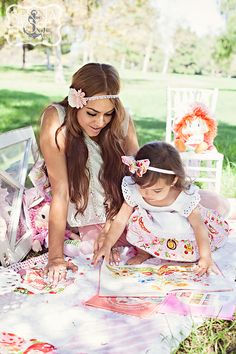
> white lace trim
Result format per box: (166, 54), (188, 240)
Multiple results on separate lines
(122, 177), (137, 207)
(181, 189), (201, 217)
(68, 135), (106, 227)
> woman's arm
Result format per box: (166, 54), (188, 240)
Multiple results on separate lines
(40, 106), (77, 284)
(93, 202), (133, 265)
(188, 207), (219, 276)
(123, 114), (139, 155)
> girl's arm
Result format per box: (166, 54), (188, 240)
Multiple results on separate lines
(188, 207), (220, 276)
(93, 202), (134, 265)
(123, 114), (139, 155)
(40, 106), (77, 284)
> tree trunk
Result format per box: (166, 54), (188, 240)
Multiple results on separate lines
(142, 36), (153, 73)
(54, 44), (65, 83)
(82, 42), (89, 64)
(22, 44), (26, 69)
(120, 54), (126, 70)
(45, 47), (52, 70)
(88, 45), (94, 62)
(162, 52), (170, 74)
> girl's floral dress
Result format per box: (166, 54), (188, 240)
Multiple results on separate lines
(122, 176), (230, 262)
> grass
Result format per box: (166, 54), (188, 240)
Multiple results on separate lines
(0, 66), (236, 198)
(1, 66), (236, 198)
(0, 65), (236, 352)
(175, 319), (236, 354)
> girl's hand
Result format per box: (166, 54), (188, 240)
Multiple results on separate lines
(44, 257), (78, 287)
(93, 232), (106, 255)
(196, 257), (220, 276)
(93, 242), (120, 266)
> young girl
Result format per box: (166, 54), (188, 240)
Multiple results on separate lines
(93, 141), (230, 275)
(39, 63), (139, 285)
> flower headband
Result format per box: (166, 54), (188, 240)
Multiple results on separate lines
(121, 156), (175, 177)
(68, 88), (119, 109)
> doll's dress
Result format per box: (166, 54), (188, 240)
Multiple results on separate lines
(122, 176), (230, 262)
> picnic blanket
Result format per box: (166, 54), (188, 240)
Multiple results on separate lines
(0, 231), (236, 354)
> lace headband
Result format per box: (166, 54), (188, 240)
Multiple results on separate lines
(121, 156), (175, 177)
(68, 88), (119, 109)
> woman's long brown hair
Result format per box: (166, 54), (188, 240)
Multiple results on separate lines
(55, 63), (127, 219)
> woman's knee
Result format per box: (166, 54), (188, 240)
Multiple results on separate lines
(199, 190), (230, 217)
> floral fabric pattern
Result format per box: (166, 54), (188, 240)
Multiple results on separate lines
(122, 176), (230, 262)
(0, 331), (56, 353)
(127, 206), (229, 262)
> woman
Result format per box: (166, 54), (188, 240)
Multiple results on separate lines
(40, 63), (139, 285)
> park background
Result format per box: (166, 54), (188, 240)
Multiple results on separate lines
(0, 0), (236, 352)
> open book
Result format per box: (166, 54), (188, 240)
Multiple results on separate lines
(159, 292), (236, 320)
(99, 261), (234, 297)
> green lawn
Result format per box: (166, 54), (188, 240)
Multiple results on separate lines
(0, 66), (236, 197)
(0, 65), (235, 354)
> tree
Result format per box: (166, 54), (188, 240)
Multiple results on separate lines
(169, 28), (200, 75)
(100, 0), (159, 71)
(213, 0), (236, 75)
(1, 0), (18, 17)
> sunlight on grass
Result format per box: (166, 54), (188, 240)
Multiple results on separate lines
(221, 163), (236, 197)
(0, 66), (236, 197)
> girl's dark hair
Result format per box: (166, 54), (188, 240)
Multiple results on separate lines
(131, 141), (190, 190)
(44, 63), (127, 219)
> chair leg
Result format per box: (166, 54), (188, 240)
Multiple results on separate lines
(215, 158), (223, 194)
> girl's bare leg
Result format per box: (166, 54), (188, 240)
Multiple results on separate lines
(127, 248), (152, 265)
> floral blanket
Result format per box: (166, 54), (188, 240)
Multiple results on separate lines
(0, 233), (235, 354)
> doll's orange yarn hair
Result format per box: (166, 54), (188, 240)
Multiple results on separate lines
(173, 104), (217, 147)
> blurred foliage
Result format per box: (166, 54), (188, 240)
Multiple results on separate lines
(1, 0), (236, 77)
(212, 0), (236, 75)
(170, 29), (210, 75)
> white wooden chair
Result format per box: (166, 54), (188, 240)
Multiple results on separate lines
(166, 87), (223, 193)
(0, 126), (39, 266)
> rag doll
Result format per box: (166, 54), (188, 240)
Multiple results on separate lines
(173, 103), (217, 153)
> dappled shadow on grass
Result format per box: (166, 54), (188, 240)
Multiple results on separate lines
(134, 115), (166, 146)
(215, 122), (236, 165)
(0, 65), (52, 73)
(219, 88), (236, 92)
(1, 94), (235, 168)
(134, 116), (236, 166)
(0, 89), (52, 137)
(124, 78), (156, 84)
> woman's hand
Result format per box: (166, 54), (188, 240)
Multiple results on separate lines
(196, 257), (220, 276)
(44, 257), (78, 287)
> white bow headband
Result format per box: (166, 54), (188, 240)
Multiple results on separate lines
(68, 88), (119, 109)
